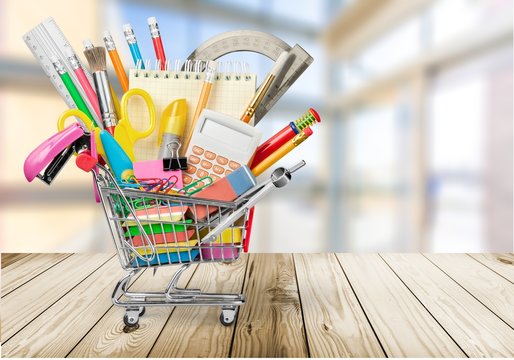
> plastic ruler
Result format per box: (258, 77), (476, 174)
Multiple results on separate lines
(23, 17), (100, 124)
(186, 30), (313, 124)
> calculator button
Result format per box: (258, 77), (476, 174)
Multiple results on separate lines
(229, 161), (241, 170)
(213, 165), (224, 174)
(186, 165), (196, 174)
(201, 160), (213, 169)
(183, 175), (192, 184)
(210, 174), (220, 182)
(205, 151), (216, 160)
(197, 169), (209, 178)
(192, 146), (204, 155)
(189, 155), (200, 164)
(225, 170), (232, 176)
(196, 181), (205, 188)
(216, 156), (228, 165)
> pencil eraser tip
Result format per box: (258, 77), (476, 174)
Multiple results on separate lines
(49, 55), (58, 63)
(123, 23), (132, 32)
(83, 39), (93, 48)
(309, 108), (321, 122)
(102, 30), (111, 38)
(147, 17), (157, 25)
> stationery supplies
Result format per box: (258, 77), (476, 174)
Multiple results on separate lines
(252, 128), (313, 176)
(183, 109), (262, 185)
(183, 61), (217, 154)
(158, 98), (187, 170)
(103, 31), (129, 92)
(186, 30), (313, 123)
(200, 228), (242, 260)
(133, 160), (183, 189)
(50, 56), (96, 125)
(128, 62), (256, 161)
(23, 17), (99, 125)
(147, 17), (166, 70)
(84, 45), (118, 135)
(113, 88), (156, 162)
(100, 130), (134, 181)
(64, 47), (102, 120)
(240, 51), (289, 123)
(251, 108), (320, 168)
(123, 23), (145, 69)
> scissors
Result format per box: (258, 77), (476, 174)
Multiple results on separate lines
(114, 88), (156, 162)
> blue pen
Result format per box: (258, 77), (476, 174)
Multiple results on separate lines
(123, 23), (145, 69)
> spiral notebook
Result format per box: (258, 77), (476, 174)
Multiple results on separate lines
(128, 62), (257, 161)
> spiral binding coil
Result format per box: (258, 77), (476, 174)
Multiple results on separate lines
(132, 59), (252, 81)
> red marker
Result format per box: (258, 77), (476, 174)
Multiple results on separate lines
(148, 17), (166, 70)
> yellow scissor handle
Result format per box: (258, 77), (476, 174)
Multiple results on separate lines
(57, 109), (106, 160)
(115, 88), (157, 161)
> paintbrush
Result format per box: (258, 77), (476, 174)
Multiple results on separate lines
(83, 42), (117, 135)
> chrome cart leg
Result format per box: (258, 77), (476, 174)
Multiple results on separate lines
(165, 264), (201, 298)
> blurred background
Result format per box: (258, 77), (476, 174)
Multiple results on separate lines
(0, 0), (512, 253)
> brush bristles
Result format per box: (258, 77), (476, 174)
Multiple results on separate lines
(84, 46), (107, 73)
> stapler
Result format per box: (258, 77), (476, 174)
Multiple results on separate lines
(24, 123), (97, 184)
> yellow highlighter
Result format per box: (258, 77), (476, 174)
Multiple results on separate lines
(158, 98), (188, 170)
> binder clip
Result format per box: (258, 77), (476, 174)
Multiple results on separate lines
(163, 140), (187, 171)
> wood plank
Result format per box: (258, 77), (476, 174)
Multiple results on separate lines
(1, 253), (29, 268)
(149, 255), (248, 357)
(68, 263), (197, 358)
(336, 253), (465, 357)
(382, 253), (514, 357)
(0, 253), (113, 342)
(425, 253), (514, 329)
(468, 253), (514, 283)
(1, 257), (126, 358)
(294, 253), (385, 357)
(231, 253), (308, 358)
(2, 253), (72, 296)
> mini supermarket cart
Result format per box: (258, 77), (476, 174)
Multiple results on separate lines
(93, 161), (305, 328)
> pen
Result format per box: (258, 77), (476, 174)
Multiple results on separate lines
(50, 55), (96, 126)
(147, 17), (166, 70)
(240, 51), (289, 124)
(63, 48), (102, 123)
(123, 23), (145, 69)
(250, 108), (320, 168)
(103, 30), (129, 93)
(251, 127), (313, 177)
(182, 60), (217, 155)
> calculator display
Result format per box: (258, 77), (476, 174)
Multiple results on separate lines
(201, 119), (252, 150)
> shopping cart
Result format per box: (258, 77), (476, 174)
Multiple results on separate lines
(93, 160), (306, 328)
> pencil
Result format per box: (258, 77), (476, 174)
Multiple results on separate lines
(251, 127), (313, 177)
(103, 31), (129, 93)
(181, 61), (217, 155)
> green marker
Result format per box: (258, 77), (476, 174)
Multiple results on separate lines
(50, 55), (97, 127)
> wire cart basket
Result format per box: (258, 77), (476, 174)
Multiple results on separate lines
(93, 161), (305, 328)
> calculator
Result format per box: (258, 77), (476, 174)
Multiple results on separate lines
(183, 109), (262, 185)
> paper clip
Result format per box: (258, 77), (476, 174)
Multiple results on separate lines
(177, 176), (213, 196)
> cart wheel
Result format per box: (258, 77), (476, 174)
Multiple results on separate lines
(123, 311), (140, 327)
(219, 308), (237, 326)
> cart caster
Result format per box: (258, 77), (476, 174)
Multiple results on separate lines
(219, 307), (237, 326)
(123, 307), (145, 329)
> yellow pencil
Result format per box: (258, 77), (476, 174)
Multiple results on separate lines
(251, 127), (313, 177)
(182, 61), (217, 155)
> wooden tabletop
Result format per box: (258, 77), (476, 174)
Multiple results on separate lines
(1, 253), (514, 358)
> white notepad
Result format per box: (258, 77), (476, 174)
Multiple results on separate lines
(128, 68), (256, 161)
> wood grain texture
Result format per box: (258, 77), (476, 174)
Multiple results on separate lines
(336, 253), (465, 357)
(425, 253), (514, 328)
(231, 253), (308, 358)
(68, 264), (197, 358)
(382, 253), (514, 357)
(149, 255), (248, 357)
(294, 253), (385, 357)
(468, 253), (514, 283)
(1, 253), (29, 269)
(1, 257), (124, 358)
(0, 253), (113, 342)
(2, 253), (71, 297)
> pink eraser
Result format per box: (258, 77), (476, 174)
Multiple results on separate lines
(134, 160), (183, 189)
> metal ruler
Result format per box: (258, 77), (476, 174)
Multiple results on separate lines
(23, 17), (99, 124)
(186, 30), (313, 124)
